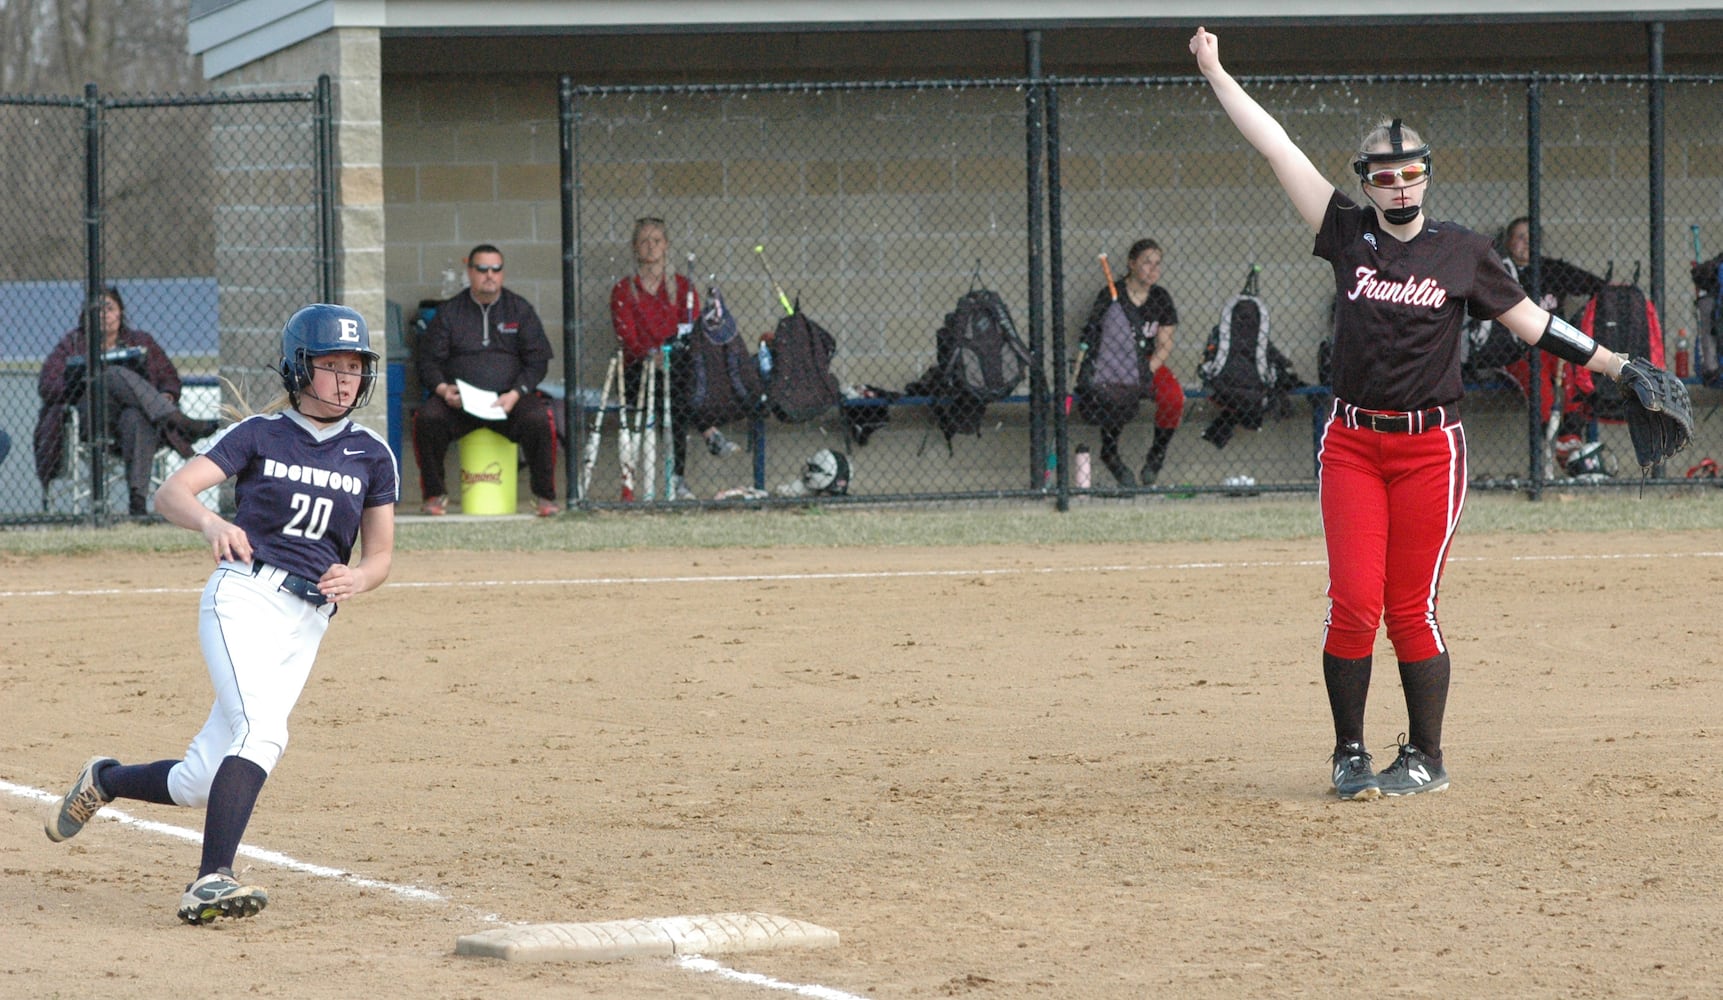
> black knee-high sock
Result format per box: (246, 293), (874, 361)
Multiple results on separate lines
(1099, 425), (1124, 469)
(1397, 653), (1451, 760)
(199, 756), (267, 878)
(97, 759), (178, 805)
(1144, 427), (1175, 473)
(1323, 652), (1373, 747)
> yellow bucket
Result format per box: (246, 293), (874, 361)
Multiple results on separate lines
(457, 427), (518, 515)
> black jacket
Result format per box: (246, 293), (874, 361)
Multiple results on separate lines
(416, 287), (552, 397)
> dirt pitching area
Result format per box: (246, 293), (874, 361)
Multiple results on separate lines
(3, 532), (1721, 999)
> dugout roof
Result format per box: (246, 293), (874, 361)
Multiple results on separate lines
(190, 1), (1723, 79)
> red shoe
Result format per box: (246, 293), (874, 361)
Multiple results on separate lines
(421, 495), (447, 516)
(535, 497), (559, 518)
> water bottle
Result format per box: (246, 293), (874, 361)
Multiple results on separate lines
(1074, 444), (1092, 489)
(758, 338), (773, 379)
(1675, 327), (1692, 378)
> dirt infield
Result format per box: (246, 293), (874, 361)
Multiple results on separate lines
(4, 534), (1721, 999)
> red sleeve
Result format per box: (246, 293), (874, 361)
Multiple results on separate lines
(610, 278), (649, 363)
(612, 277), (695, 363)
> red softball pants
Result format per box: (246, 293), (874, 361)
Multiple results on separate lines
(1148, 365), (1184, 430)
(1317, 404), (1468, 662)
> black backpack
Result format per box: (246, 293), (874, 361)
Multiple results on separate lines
(671, 285), (762, 430)
(764, 302), (842, 423)
(1462, 316), (1526, 377)
(1576, 283), (1662, 421)
(1461, 257), (1528, 378)
(1197, 268), (1302, 447)
(913, 285), (1030, 445)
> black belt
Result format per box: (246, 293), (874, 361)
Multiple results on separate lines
(1336, 401), (1454, 434)
(251, 561), (328, 608)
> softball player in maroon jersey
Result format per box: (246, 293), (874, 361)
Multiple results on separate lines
(45, 304), (397, 921)
(1192, 28), (1639, 799)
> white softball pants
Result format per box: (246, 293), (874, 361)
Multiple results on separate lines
(167, 561), (333, 808)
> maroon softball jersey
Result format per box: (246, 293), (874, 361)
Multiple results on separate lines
(1316, 190), (1526, 411)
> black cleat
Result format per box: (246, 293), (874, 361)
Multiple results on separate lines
(1378, 736), (1449, 796)
(1330, 741), (1381, 801)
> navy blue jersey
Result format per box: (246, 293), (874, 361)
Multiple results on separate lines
(1315, 190), (1525, 410)
(202, 411), (399, 582)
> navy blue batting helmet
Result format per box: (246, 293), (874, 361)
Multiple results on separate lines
(279, 303), (379, 407)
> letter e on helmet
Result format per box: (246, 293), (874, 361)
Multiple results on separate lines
(279, 303), (380, 407)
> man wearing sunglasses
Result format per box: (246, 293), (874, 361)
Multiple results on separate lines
(413, 243), (559, 516)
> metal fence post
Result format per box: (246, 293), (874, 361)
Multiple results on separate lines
(1648, 23), (1667, 328)
(560, 75), (581, 504)
(1024, 31), (1048, 494)
(83, 82), (107, 522)
(1045, 81), (1070, 510)
(1525, 76), (1545, 499)
(316, 75), (336, 302)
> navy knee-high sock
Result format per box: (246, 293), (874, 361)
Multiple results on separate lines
(1323, 651), (1373, 747)
(1397, 653), (1451, 760)
(199, 756), (267, 878)
(97, 760), (178, 805)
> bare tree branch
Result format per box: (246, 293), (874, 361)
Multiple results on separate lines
(5, 0), (199, 95)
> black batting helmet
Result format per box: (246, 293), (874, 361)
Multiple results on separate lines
(279, 303), (379, 407)
(1352, 117), (1432, 181)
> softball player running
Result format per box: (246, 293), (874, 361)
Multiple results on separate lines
(1192, 28), (1640, 800)
(45, 303), (398, 923)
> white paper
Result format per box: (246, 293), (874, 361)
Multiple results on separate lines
(456, 379), (507, 421)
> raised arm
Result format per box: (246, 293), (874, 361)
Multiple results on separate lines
(1190, 27), (1333, 232)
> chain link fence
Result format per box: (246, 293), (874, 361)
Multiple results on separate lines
(563, 81), (1044, 503)
(559, 73), (1723, 506)
(10, 73), (1715, 519)
(0, 85), (328, 524)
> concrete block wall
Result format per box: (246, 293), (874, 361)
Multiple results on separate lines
(378, 71), (1723, 500)
(212, 28), (388, 440)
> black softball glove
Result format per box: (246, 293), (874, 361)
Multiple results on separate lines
(1617, 357), (1694, 473)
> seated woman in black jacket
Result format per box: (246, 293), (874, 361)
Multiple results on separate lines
(34, 286), (218, 514)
